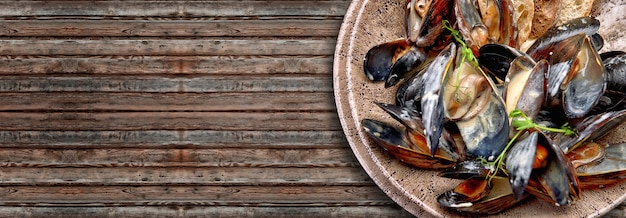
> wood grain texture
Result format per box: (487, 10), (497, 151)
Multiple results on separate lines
(0, 148), (358, 167)
(0, 112), (342, 131)
(0, 186), (390, 203)
(0, 1), (416, 217)
(0, 19), (342, 37)
(0, 92), (335, 111)
(0, 206), (411, 218)
(0, 76), (333, 92)
(0, 130), (347, 149)
(0, 39), (336, 56)
(0, 56), (333, 75)
(0, 1), (350, 17)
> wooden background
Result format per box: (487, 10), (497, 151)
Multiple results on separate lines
(0, 1), (622, 217)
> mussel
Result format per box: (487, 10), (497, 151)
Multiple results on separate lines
(511, 132), (581, 206)
(438, 176), (529, 214)
(361, 119), (459, 169)
(359, 0), (626, 215)
(421, 43), (456, 155)
(574, 143), (626, 189)
(363, 38), (427, 87)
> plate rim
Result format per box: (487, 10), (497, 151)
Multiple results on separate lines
(332, 0), (626, 217)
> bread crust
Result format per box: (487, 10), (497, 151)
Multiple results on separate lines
(509, 0), (535, 48)
(556, 0), (596, 26)
(530, 0), (561, 38)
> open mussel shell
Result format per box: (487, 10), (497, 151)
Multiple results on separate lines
(483, 0), (517, 47)
(590, 33), (604, 51)
(455, 0), (517, 55)
(438, 176), (529, 215)
(588, 90), (626, 115)
(561, 35), (606, 118)
(556, 108), (626, 153)
(363, 38), (427, 87)
(455, 90), (509, 160)
(406, 0), (430, 42)
(477, 43), (527, 83)
(443, 58), (492, 121)
(414, 0), (455, 47)
(395, 70), (424, 113)
(566, 142), (605, 170)
(532, 33), (583, 105)
(505, 131), (539, 200)
(454, 0), (489, 55)
(375, 102), (424, 133)
(575, 143), (626, 189)
(361, 119), (458, 169)
(601, 50), (626, 93)
(526, 16), (600, 55)
(524, 132), (581, 206)
(421, 43), (456, 155)
(504, 56), (547, 124)
(440, 44), (508, 160)
(376, 102), (468, 162)
(529, 33), (605, 118)
(438, 176), (490, 208)
(439, 160), (492, 179)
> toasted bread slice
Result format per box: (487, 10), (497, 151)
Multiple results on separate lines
(556, 0), (596, 25)
(509, 0), (535, 49)
(530, 0), (561, 38)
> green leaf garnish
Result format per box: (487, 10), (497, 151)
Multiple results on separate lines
(481, 109), (578, 185)
(442, 20), (478, 66)
(509, 109), (577, 136)
(442, 20), (478, 103)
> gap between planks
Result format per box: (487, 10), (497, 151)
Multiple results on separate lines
(0, 56), (333, 75)
(0, 205), (412, 218)
(0, 92), (336, 112)
(0, 75), (333, 92)
(0, 185), (390, 203)
(0, 147), (359, 168)
(0, 166), (371, 186)
(0, 39), (337, 56)
(0, 111), (343, 131)
(0, 19), (342, 37)
(0, 130), (348, 149)
(0, 1), (351, 17)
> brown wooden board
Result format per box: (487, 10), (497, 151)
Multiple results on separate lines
(0, 0), (621, 217)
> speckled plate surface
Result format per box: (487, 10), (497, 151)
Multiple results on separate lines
(333, 0), (626, 217)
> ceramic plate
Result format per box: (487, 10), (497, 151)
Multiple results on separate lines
(333, 0), (626, 217)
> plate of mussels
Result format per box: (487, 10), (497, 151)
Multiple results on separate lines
(334, 0), (626, 217)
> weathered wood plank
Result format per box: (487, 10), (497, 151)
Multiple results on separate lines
(0, 56), (332, 75)
(0, 76), (333, 92)
(0, 92), (335, 111)
(0, 148), (358, 167)
(0, 112), (342, 131)
(0, 167), (369, 186)
(0, 19), (342, 37)
(0, 130), (347, 149)
(0, 1), (350, 17)
(0, 206), (412, 218)
(0, 186), (389, 203)
(0, 39), (335, 56)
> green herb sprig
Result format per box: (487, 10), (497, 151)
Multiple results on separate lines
(442, 20), (478, 102)
(479, 109), (577, 184)
(442, 20), (478, 67)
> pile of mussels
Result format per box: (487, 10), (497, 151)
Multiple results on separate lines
(361, 0), (626, 215)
